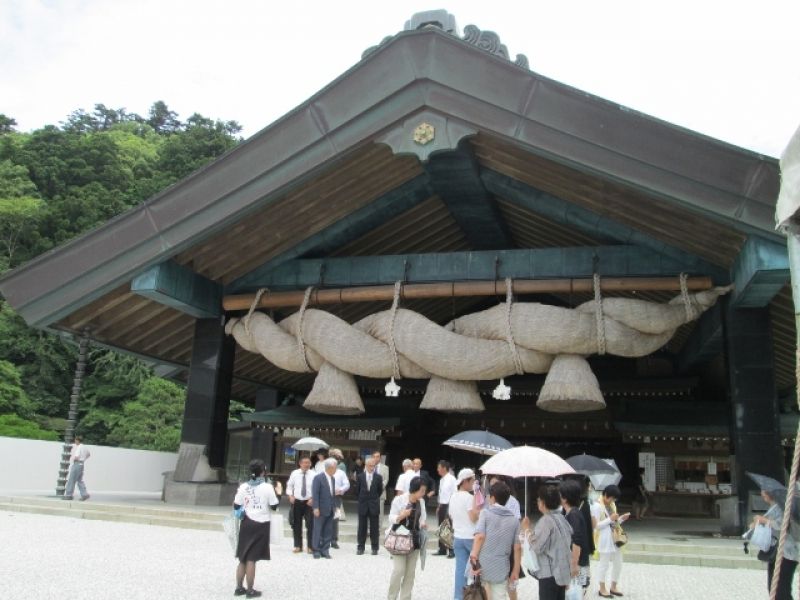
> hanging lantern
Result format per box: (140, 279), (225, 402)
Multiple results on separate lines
(385, 377), (401, 397)
(492, 378), (511, 400)
(537, 354), (606, 413)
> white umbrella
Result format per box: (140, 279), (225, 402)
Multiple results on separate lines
(480, 446), (575, 479)
(480, 446), (575, 516)
(292, 436), (329, 451)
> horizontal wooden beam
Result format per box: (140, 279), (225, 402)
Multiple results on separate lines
(223, 275), (713, 311)
(236, 246), (713, 292)
(730, 237), (789, 307)
(131, 260), (222, 319)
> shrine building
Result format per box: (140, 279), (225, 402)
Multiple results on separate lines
(0, 11), (792, 528)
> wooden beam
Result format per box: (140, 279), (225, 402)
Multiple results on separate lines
(677, 302), (723, 373)
(131, 260), (222, 319)
(224, 275), (713, 311)
(730, 237), (789, 307)
(481, 169), (730, 283)
(228, 175), (433, 293)
(233, 246), (712, 291)
(424, 146), (513, 250)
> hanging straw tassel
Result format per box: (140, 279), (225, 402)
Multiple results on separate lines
(303, 362), (365, 415)
(537, 354), (606, 413)
(420, 376), (485, 413)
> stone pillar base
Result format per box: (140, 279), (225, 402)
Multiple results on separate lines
(163, 472), (238, 506)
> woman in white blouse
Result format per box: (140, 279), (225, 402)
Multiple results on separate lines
(233, 459), (280, 598)
(449, 469), (481, 600)
(591, 485), (629, 598)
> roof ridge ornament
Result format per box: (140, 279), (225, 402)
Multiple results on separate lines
(462, 24), (529, 70)
(362, 10), (529, 69)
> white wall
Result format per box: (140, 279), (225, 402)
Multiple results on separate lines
(0, 436), (177, 493)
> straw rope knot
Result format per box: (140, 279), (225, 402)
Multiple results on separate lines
(504, 278), (524, 375)
(593, 273), (607, 356)
(296, 287), (314, 372)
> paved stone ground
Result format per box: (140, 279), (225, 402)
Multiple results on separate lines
(1, 511), (765, 600)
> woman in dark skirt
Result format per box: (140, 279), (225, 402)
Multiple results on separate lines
(234, 459), (279, 598)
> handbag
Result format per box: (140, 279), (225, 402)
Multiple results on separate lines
(385, 525), (414, 556)
(565, 578), (582, 600)
(612, 525), (628, 547)
(463, 562), (488, 600)
(438, 515), (454, 549)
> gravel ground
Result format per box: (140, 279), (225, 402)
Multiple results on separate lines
(1, 511), (764, 600)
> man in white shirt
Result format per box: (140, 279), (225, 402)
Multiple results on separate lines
(394, 458), (415, 496)
(286, 456), (315, 554)
(371, 450), (389, 517)
(63, 436), (90, 501)
(330, 454), (351, 549)
(434, 459), (457, 557)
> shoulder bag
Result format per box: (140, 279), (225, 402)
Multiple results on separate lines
(438, 515), (454, 549)
(385, 525), (414, 555)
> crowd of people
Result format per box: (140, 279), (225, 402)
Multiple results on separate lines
(230, 449), (638, 600)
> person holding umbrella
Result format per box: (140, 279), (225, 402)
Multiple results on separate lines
(747, 473), (800, 599)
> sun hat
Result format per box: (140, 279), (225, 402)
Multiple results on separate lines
(456, 468), (476, 486)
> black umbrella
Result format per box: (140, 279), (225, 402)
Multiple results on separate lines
(443, 430), (513, 456)
(566, 453), (620, 476)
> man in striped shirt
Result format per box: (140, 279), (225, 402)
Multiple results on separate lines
(470, 481), (521, 600)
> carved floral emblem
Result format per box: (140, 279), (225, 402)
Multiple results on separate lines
(413, 122), (435, 145)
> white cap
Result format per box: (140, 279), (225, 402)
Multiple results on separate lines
(456, 468), (476, 486)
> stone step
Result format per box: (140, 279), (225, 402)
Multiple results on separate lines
(623, 549), (764, 571)
(0, 496), (223, 523)
(624, 541), (745, 558)
(0, 502), (222, 532)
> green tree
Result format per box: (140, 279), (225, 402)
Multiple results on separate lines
(0, 414), (59, 441)
(106, 377), (185, 451)
(0, 115), (16, 135)
(0, 302), (75, 417)
(0, 359), (34, 418)
(77, 349), (151, 444)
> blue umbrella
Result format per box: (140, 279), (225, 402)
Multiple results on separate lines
(443, 430), (513, 456)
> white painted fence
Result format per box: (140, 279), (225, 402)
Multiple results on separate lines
(0, 436), (177, 493)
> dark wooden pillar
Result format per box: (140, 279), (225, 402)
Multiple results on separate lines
(252, 388), (281, 470)
(174, 317), (235, 481)
(724, 302), (783, 528)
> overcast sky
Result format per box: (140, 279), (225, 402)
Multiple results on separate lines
(1, 0), (798, 158)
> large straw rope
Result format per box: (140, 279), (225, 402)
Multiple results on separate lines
(226, 283), (732, 412)
(769, 346), (800, 600)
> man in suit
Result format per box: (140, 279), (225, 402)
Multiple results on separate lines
(413, 457), (436, 502)
(355, 457), (384, 555)
(371, 450), (389, 517)
(311, 458), (338, 559)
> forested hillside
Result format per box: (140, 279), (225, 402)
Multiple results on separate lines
(0, 102), (247, 450)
